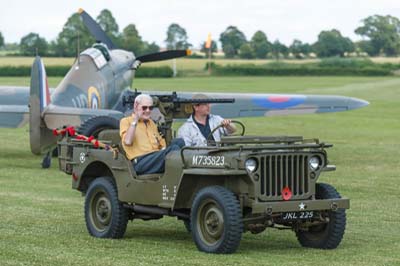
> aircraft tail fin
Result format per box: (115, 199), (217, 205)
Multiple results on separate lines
(29, 56), (56, 155)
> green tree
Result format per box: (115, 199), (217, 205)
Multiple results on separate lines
(355, 15), (400, 56)
(121, 24), (144, 55)
(142, 41), (160, 54)
(200, 40), (218, 58)
(220, 26), (247, 58)
(3, 42), (18, 52)
(19, 32), (48, 56)
(0, 31), (4, 48)
(289, 39), (312, 58)
(314, 29), (354, 57)
(165, 23), (191, 49)
(96, 9), (121, 47)
(239, 43), (255, 59)
(250, 31), (270, 59)
(355, 40), (375, 56)
(53, 13), (95, 57)
(271, 40), (289, 59)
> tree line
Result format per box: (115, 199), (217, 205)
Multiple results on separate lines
(0, 10), (400, 59)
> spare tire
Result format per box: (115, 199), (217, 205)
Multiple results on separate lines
(78, 116), (120, 137)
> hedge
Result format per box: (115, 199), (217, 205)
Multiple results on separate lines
(0, 65), (174, 78)
(135, 66), (173, 78)
(209, 63), (393, 76)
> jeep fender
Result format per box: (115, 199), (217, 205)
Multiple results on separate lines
(172, 169), (252, 209)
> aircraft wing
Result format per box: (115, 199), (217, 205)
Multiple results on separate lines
(149, 91), (369, 118)
(0, 85), (124, 128)
(0, 86), (30, 127)
(42, 104), (124, 129)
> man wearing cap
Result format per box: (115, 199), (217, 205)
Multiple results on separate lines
(178, 94), (236, 146)
(120, 94), (184, 175)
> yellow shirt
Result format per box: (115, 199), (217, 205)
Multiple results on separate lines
(120, 115), (166, 160)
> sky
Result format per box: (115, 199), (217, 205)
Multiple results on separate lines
(1, 0), (400, 49)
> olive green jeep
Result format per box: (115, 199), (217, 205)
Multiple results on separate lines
(58, 120), (349, 254)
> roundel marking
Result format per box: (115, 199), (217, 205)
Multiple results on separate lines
(252, 95), (306, 109)
(88, 86), (101, 109)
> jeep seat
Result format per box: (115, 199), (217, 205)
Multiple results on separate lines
(98, 129), (162, 181)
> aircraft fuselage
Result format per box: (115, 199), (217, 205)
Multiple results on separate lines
(51, 47), (135, 110)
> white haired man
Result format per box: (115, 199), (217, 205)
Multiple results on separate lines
(120, 94), (184, 175)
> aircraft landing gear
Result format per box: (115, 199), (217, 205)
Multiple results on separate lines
(42, 152), (51, 168)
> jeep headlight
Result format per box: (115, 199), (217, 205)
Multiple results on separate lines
(309, 156), (320, 171)
(245, 158), (258, 173)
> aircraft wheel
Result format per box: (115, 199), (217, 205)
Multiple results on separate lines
(183, 219), (191, 233)
(191, 186), (243, 254)
(78, 116), (120, 137)
(41, 152), (51, 168)
(85, 177), (128, 238)
(296, 183), (346, 249)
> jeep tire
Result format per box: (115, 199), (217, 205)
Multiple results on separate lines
(296, 183), (346, 249)
(191, 186), (243, 254)
(78, 116), (120, 137)
(85, 177), (128, 238)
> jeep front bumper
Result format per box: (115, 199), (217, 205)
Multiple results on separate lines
(252, 198), (350, 214)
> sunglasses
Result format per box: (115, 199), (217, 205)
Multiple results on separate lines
(141, 105), (154, 111)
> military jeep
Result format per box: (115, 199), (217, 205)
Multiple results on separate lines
(58, 115), (349, 254)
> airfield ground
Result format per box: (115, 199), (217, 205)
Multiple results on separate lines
(0, 76), (399, 265)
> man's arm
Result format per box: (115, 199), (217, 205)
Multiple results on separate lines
(122, 111), (141, 146)
(177, 123), (192, 146)
(123, 119), (138, 146)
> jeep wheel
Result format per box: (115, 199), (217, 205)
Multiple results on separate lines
(78, 116), (120, 137)
(296, 183), (346, 249)
(191, 186), (243, 254)
(85, 177), (128, 238)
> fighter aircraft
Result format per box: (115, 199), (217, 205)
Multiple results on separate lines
(0, 9), (369, 168)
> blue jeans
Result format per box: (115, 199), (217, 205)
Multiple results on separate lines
(133, 138), (185, 175)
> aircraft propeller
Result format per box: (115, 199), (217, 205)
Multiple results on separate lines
(135, 49), (192, 63)
(78, 8), (191, 65)
(78, 8), (116, 50)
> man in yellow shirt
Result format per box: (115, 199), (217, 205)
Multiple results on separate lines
(120, 94), (184, 175)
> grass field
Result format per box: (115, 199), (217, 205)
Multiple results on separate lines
(0, 76), (399, 265)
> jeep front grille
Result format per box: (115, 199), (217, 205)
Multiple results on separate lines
(259, 154), (311, 200)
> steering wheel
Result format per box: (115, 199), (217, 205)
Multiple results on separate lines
(206, 120), (245, 145)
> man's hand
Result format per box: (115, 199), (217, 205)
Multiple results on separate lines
(221, 119), (232, 127)
(133, 106), (143, 122)
(221, 119), (236, 134)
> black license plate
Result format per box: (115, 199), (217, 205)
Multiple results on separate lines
(282, 211), (314, 220)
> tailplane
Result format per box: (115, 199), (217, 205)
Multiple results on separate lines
(29, 56), (56, 155)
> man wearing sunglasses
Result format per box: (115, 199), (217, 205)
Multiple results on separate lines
(120, 94), (184, 175)
(178, 94), (236, 147)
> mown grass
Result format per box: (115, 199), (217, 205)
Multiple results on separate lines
(0, 76), (399, 265)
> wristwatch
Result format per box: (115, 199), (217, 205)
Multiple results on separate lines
(131, 121), (137, 127)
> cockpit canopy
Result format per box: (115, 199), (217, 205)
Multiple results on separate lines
(80, 43), (111, 70)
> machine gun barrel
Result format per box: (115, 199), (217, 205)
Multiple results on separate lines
(173, 98), (235, 104)
(122, 91), (235, 107)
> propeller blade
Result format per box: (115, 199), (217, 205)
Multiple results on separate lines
(78, 8), (116, 50)
(136, 50), (191, 63)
